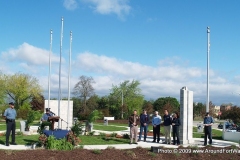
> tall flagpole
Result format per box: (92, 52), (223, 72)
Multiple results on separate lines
(206, 26), (210, 112)
(67, 31), (72, 129)
(58, 17), (64, 128)
(48, 29), (53, 110)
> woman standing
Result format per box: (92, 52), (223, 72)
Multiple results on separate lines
(172, 112), (181, 145)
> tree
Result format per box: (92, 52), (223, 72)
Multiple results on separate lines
(153, 97), (180, 114)
(3, 73), (43, 110)
(73, 75), (95, 114)
(221, 106), (240, 124)
(30, 94), (45, 112)
(142, 100), (154, 115)
(193, 102), (205, 119)
(108, 80), (144, 119)
(0, 72), (6, 105)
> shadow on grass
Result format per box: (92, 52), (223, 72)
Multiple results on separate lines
(101, 137), (129, 143)
(0, 139), (5, 145)
(22, 139), (38, 145)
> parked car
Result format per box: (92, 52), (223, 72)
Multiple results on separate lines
(218, 122), (234, 129)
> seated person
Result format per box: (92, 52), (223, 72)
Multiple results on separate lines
(39, 108), (53, 132)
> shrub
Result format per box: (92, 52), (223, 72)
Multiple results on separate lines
(46, 135), (74, 150)
(38, 134), (48, 146)
(66, 131), (81, 146)
(71, 122), (83, 136)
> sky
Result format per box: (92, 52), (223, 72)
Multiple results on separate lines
(1, 0), (240, 106)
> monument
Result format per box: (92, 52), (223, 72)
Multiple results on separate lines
(179, 86), (194, 144)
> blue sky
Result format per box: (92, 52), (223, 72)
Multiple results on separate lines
(1, 0), (240, 106)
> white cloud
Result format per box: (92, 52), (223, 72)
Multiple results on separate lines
(63, 0), (78, 10)
(1, 46), (240, 106)
(82, 0), (131, 19)
(1, 42), (59, 66)
(73, 51), (240, 105)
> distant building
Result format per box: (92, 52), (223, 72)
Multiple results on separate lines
(213, 106), (220, 116)
(220, 105), (232, 112)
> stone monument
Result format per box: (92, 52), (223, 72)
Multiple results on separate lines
(179, 86), (194, 144)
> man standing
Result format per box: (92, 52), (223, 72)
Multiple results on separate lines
(203, 112), (214, 146)
(138, 109), (150, 142)
(152, 111), (161, 143)
(163, 109), (172, 144)
(3, 102), (17, 146)
(129, 110), (139, 144)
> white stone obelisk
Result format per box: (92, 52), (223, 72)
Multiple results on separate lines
(179, 86), (194, 145)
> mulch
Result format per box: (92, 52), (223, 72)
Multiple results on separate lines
(1, 146), (240, 160)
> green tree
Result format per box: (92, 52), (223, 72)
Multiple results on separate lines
(72, 97), (82, 118)
(0, 72), (6, 105)
(3, 73), (42, 110)
(108, 80), (144, 119)
(193, 102), (205, 119)
(153, 97), (180, 114)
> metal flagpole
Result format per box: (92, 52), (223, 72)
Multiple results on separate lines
(206, 26), (210, 112)
(48, 30), (53, 110)
(67, 31), (72, 129)
(58, 17), (64, 128)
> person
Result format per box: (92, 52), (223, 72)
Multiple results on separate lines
(172, 112), (181, 145)
(129, 110), (139, 144)
(152, 111), (161, 143)
(138, 109), (150, 142)
(163, 109), (172, 144)
(203, 112), (214, 146)
(40, 108), (53, 131)
(3, 102), (17, 146)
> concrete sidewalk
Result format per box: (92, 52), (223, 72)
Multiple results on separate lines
(0, 137), (238, 150)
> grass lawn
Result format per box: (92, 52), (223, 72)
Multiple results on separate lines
(94, 122), (128, 127)
(0, 134), (129, 145)
(193, 126), (223, 140)
(0, 121), (20, 130)
(0, 134), (39, 145)
(93, 124), (127, 131)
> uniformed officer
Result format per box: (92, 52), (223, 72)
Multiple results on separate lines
(3, 102), (17, 146)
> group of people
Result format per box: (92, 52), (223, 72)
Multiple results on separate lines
(129, 109), (214, 146)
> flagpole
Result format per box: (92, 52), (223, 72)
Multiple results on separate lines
(58, 17), (64, 128)
(67, 31), (72, 129)
(206, 26), (210, 112)
(48, 29), (53, 110)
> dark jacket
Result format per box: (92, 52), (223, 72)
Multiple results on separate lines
(172, 117), (181, 127)
(163, 114), (172, 126)
(140, 113), (150, 126)
(129, 114), (140, 126)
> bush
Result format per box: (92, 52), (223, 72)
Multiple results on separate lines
(71, 122), (83, 136)
(46, 135), (74, 150)
(38, 134), (48, 146)
(66, 131), (81, 146)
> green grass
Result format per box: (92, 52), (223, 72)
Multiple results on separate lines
(94, 122), (127, 127)
(93, 124), (127, 131)
(192, 127), (223, 140)
(0, 122), (20, 130)
(0, 134), (39, 145)
(0, 134), (129, 145)
(80, 136), (129, 145)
